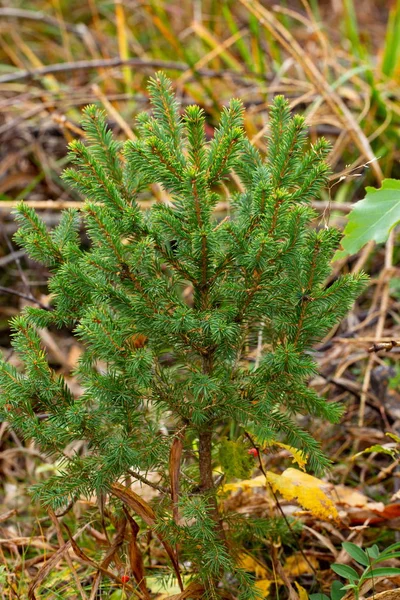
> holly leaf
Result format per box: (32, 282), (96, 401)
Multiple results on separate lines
(334, 179), (400, 260)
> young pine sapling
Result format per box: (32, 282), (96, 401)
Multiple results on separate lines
(0, 73), (367, 598)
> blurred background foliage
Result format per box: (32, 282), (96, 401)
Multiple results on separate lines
(0, 0), (399, 210)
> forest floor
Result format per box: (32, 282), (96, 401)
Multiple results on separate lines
(1, 1), (400, 598)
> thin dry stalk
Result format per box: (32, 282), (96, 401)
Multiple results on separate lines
(91, 83), (135, 140)
(48, 507), (88, 600)
(0, 56), (258, 85)
(27, 521), (92, 599)
(115, 0), (132, 92)
(178, 28), (246, 85)
(358, 230), (394, 427)
(0, 199), (353, 213)
(238, 0), (383, 182)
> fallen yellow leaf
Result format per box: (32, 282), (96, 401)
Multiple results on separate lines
(273, 442), (307, 471)
(221, 475), (266, 494)
(266, 468), (339, 522)
(295, 581), (309, 600)
(238, 553), (279, 598)
(238, 552), (269, 579)
(254, 578), (274, 598)
(284, 554), (319, 577)
(333, 484), (370, 507)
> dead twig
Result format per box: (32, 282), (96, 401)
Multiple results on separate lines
(0, 286), (50, 311)
(48, 507), (89, 600)
(0, 250), (26, 268)
(0, 57), (264, 85)
(368, 340), (400, 353)
(0, 199), (353, 213)
(0, 8), (86, 36)
(238, 0), (383, 182)
(127, 469), (170, 495)
(358, 230), (393, 427)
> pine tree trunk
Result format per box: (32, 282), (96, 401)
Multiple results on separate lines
(198, 427), (226, 539)
(199, 429), (214, 492)
(198, 427), (225, 595)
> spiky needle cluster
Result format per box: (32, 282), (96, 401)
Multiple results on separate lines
(0, 73), (366, 598)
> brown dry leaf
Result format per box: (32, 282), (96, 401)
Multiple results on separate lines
(0, 536), (52, 549)
(370, 590), (400, 600)
(343, 503), (400, 525)
(124, 509), (150, 599)
(28, 543), (72, 599)
(47, 507), (88, 600)
(98, 517), (126, 570)
(303, 525), (338, 557)
(267, 469), (339, 522)
(27, 523), (97, 600)
(15, 552), (57, 573)
(126, 333), (148, 349)
(333, 485), (371, 508)
(222, 483), (274, 516)
(111, 482), (184, 592)
(169, 436), (183, 524)
(0, 509), (16, 523)
(331, 484), (400, 525)
(111, 482), (156, 526)
(66, 530), (135, 592)
(381, 504), (400, 519)
(284, 554), (319, 577)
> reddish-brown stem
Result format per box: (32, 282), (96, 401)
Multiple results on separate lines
(198, 429), (214, 492)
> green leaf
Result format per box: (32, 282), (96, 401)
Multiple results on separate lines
(363, 567), (400, 580)
(372, 552), (400, 563)
(109, 591), (127, 600)
(334, 178), (400, 259)
(331, 580), (346, 600)
(342, 542), (370, 566)
(331, 563), (360, 581)
(386, 432), (400, 444)
(378, 541), (400, 555)
(381, 0), (400, 77)
(340, 584), (357, 591)
(353, 444), (397, 459)
(366, 544), (380, 559)
(309, 595), (330, 600)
